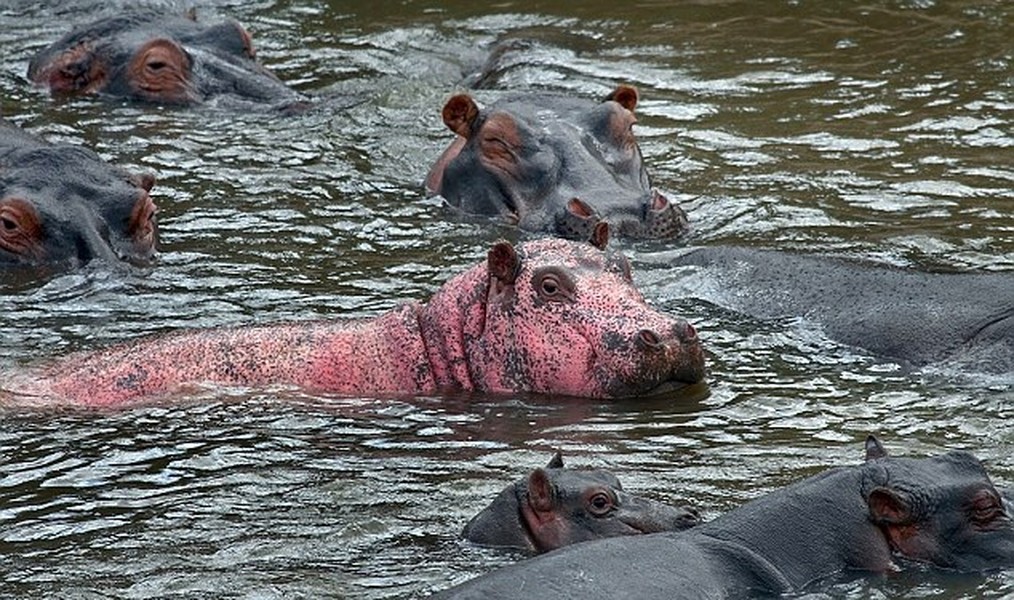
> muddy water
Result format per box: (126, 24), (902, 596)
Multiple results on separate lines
(0, 0), (1011, 598)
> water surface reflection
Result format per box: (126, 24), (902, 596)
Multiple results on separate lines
(1, 0), (1011, 598)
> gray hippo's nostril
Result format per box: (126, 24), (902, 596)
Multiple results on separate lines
(650, 191), (668, 212)
(554, 198), (602, 242)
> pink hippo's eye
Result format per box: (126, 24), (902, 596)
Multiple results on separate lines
(587, 491), (615, 516)
(532, 267), (576, 303)
(541, 277), (559, 295)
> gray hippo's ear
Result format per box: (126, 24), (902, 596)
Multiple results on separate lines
(442, 94), (480, 138)
(29, 44), (105, 94)
(526, 468), (556, 513)
(487, 241), (520, 286)
(136, 172), (156, 192)
(865, 435), (889, 462)
(590, 221), (610, 251)
(546, 452), (564, 469)
(867, 487), (914, 525)
(605, 85), (639, 113)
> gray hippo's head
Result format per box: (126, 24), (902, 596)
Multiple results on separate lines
(27, 9), (304, 109)
(425, 85), (689, 241)
(1, 122), (157, 272)
(463, 452), (701, 553)
(862, 436), (1014, 572)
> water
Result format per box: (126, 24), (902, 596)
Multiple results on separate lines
(1, 0), (1011, 597)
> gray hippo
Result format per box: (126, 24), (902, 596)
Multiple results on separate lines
(424, 85), (689, 240)
(1, 120), (157, 271)
(463, 452), (700, 554)
(27, 9), (305, 110)
(4, 234), (705, 406)
(435, 435), (1014, 599)
(664, 246), (1013, 374)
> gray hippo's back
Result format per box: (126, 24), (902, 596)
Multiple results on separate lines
(664, 246), (1013, 374)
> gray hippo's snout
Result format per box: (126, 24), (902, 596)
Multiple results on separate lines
(640, 190), (689, 239)
(617, 492), (702, 533)
(554, 191), (689, 241)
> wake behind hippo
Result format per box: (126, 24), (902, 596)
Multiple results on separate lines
(436, 436), (1014, 599)
(28, 9), (306, 110)
(663, 246), (1014, 375)
(463, 453), (700, 554)
(3, 236), (705, 406)
(1, 120), (158, 272)
(425, 85), (689, 241)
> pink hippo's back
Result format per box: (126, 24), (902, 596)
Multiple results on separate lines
(11, 305), (435, 406)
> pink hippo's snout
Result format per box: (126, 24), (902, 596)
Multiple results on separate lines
(605, 317), (705, 398)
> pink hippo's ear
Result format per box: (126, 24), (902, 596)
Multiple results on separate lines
(487, 241), (520, 286)
(605, 84), (639, 113)
(527, 468), (556, 514)
(546, 451), (564, 469)
(443, 94), (480, 138)
(865, 435), (889, 461)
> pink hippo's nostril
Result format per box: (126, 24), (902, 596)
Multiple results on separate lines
(682, 321), (697, 341)
(637, 329), (662, 349)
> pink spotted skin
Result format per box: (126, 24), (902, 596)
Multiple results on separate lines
(7, 238), (705, 406)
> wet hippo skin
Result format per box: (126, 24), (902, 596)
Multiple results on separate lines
(463, 453), (700, 554)
(5, 233), (705, 406)
(435, 436), (1014, 599)
(28, 9), (306, 109)
(425, 85), (689, 240)
(1, 120), (157, 272)
(664, 246), (1014, 374)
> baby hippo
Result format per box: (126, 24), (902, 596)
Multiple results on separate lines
(464, 452), (700, 554)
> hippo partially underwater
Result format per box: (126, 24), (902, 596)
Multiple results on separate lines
(425, 85), (689, 240)
(1, 120), (157, 272)
(3, 234), (705, 406)
(27, 9), (305, 110)
(463, 453), (700, 554)
(436, 436), (1014, 599)
(663, 247), (1014, 375)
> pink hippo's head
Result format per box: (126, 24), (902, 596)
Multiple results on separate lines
(419, 230), (706, 399)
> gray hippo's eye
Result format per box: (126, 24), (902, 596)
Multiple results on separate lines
(970, 491), (1007, 526)
(587, 491), (615, 516)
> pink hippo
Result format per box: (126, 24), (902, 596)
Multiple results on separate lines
(4, 235), (705, 406)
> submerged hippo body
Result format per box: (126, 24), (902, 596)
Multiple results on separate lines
(425, 86), (689, 240)
(0, 120), (157, 271)
(463, 453), (700, 554)
(437, 436), (1014, 599)
(5, 236), (705, 406)
(665, 246), (1014, 374)
(28, 9), (305, 109)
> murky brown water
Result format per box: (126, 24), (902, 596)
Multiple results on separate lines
(1, 0), (1011, 597)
